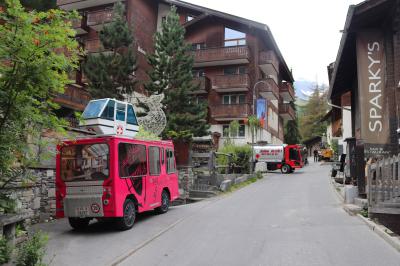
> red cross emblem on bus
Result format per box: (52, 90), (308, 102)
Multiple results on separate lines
(116, 125), (123, 135)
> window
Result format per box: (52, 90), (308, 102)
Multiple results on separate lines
(126, 105), (137, 125)
(193, 69), (205, 77)
(223, 66), (246, 76)
(224, 27), (246, 47)
(116, 103), (126, 122)
(238, 95), (246, 104)
(222, 94), (246, 105)
(166, 149), (176, 173)
(186, 15), (194, 22)
(61, 143), (109, 182)
(149, 146), (161, 176)
(223, 67), (237, 76)
(196, 96), (206, 105)
(82, 99), (108, 119)
(191, 43), (206, 50)
(100, 100), (115, 120)
(161, 16), (166, 23)
(222, 124), (245, 138)
(118, 143), (147, 178)
(238, 124), (245, 137)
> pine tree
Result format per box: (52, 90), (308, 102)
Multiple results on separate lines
(146, 6), (209, 139)
(284, 100), (301, 144)
(299, 85), (329, 141)
(83, 2), (136, 100)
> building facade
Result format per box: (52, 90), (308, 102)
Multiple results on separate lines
(328, 0), (400, 196)
(57, 0), (296, 147)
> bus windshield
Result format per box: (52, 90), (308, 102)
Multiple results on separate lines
(61, 143), (109, 182)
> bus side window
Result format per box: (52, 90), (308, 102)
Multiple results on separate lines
(149, 147), (161, 176)
(166, 149), (176, 173)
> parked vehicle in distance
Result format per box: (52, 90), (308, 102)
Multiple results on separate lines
(253, 144), (303, 174)
(56, 135), (180, 230)
(320, 148), (334, 161)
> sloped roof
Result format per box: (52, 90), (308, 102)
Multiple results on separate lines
(328, 0), (395, 100)
(161, 0), (294, 82)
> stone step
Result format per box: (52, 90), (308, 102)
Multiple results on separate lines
(354, 197), (368, 208)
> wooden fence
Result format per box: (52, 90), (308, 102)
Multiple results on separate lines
(367, 155), (400, 214)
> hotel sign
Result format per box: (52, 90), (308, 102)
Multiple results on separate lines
(356, 30), (391, 156)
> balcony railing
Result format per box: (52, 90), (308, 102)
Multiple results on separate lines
(54, 85), (91, 111)
(211, 104), (251, 120)
(191, 76), (211, 94)
(259, 50), (279, 72)
(84, 39), (109, 53)
(257, 78), (279, 100)
(87, 9), (114, 31)
(212, 74), (249, 92)
(280, 82), (295, 102)
(57, 0), (120, 11)
(279, 103), (295, 121)
(193, 46), (250, 67)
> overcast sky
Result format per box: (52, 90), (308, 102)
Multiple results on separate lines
(184, 0), (361, 85)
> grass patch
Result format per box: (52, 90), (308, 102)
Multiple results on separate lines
(227, 172), (264, 193)
(360, 207), (368, 218)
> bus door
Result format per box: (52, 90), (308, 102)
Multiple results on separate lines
(165, 148), (178, 197)
(147, 146), (161, 207)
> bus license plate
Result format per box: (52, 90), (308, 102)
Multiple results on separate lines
(76, 207), (89, 217)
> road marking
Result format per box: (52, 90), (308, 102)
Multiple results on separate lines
(109, 198), (221, 266)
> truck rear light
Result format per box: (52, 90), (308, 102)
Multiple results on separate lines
(256, 154), (260, 159)
(103, 199), (109, 205)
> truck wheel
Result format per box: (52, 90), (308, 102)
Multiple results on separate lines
(68, 217), (90, 230)
(281, 164), (291, 174)
(155, 190), (170, 214)
(115, 199), (136, 231)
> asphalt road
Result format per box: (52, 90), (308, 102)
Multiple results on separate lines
(40, 160), (400, 266)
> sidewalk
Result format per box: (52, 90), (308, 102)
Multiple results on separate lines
(329, 172), (400, 253)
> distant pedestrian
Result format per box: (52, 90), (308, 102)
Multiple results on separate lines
(313, 149), (319, 162)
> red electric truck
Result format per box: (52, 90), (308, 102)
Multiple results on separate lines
(253, 144), (303, 174)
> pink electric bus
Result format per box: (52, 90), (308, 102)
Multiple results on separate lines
(56, 136), (179, 230)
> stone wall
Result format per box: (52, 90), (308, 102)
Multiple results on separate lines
(0, 168), (56, 224)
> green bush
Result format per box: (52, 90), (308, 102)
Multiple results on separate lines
(0, 236), (12, 264)
(16, 231), (48, 266)
(217, 144), (252, 174)
(255, 171), (263, 179)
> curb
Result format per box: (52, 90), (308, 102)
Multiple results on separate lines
(329, 176), (400, 252)
(356, 214), (400, 253)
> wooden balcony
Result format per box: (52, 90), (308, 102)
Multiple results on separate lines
(279, 82), (295, 102)
(57, 0), (120, 11)
(87, 8), (114, 31)
(84, 39), (111, 54)
(191, 76), (211, 94)
(53, 85), (91, 111)
(279, 103), (295, 121)
(71, 17), (88, 35)
(193, 46), (250, 67)
(257, 78), (279, 100)
(210, 104), (251, 121)
(212, 74), (250, 92)
(259, 50), (279, 77)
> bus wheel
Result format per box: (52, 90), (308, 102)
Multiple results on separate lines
(115, 199), (136, 231)
(68, 217), (90, 230)
(281, 164), (291, 174)
(155, 190), (170, 214)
